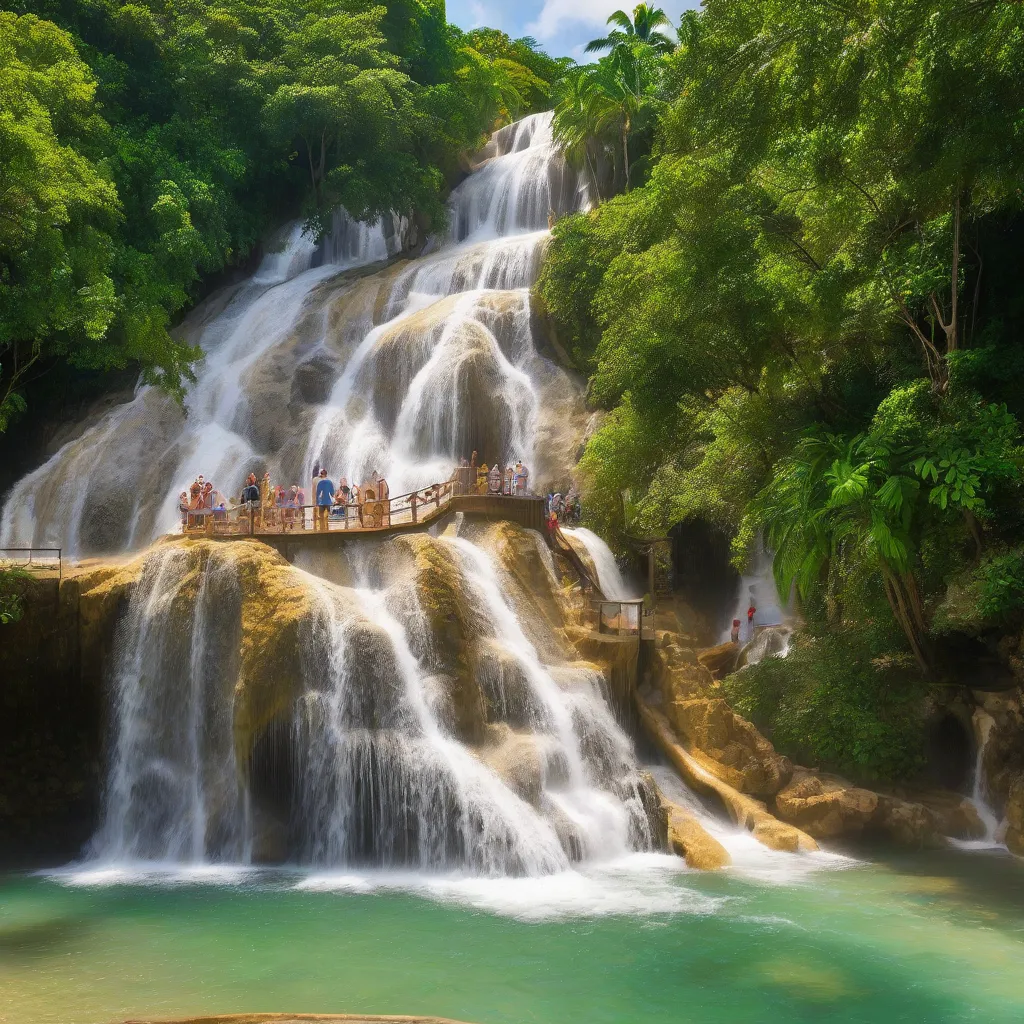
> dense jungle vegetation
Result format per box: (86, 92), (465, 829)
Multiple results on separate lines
(5, 0), (1024, 781)
(539, 1), (1024, 778)
(0, 0), (565, 428)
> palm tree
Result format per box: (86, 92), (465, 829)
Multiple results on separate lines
(552, 71), (607, 200)
(585, 5), (676, 56)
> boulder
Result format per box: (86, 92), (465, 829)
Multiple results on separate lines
(637, 696), (818, 854)
(911, 788), (985, 841)
(697, 642), (740, 680)
(874, 793), (942, 848)
(667, 697), (792, 798)
(661, 796), (731, 870)
(775, 771), (879, 840)
(774, 769), (966, 848)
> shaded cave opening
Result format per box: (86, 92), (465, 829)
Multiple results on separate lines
(668, 519), (740, 632)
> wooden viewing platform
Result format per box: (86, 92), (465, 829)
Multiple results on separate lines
(180, 468), (546, 554)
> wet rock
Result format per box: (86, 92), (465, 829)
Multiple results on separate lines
(637, 696), (818, 854)
(974, 690), (1024, 824)
(399, 534), (489, 743)
(911, 789), (985, 841)
(478, 724), (545, 807)
(661, 796), (731, 870)
(667, 698), (792, 798)
(751, 819), (807, 853)
(697, 642), (740, 680)
(775, 771), (879, 839)
(1004, 773), (1024, 855)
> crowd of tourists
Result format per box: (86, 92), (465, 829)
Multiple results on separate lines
(179, 464), (399, 532)
(178, 454), (542, 534)
(545, 488), (581, 526)
(460, 451), (532, 496)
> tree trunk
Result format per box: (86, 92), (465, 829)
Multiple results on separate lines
(622, 121), (630, 191)
(881, 567), (932, 676)
(947, 194), (960, 354)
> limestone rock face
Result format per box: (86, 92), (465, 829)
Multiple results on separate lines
(667, 698), (793, 798)
(697, 642), (740, 680)
(775, 771), (879, 839)
(1005, 773), (1024, 855)
(478, 724), (545, 807)
(397, 533), (489, 744)
(661, 796), (731, 870)
(975, 690), (1024, 827)
(651, 639), (712, 703)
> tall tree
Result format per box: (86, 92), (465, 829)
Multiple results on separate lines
(584, 5), (675, 56)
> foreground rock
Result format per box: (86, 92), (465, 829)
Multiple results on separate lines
(641, 632), (991, 851)
(696, 641), (739, 680)
(655, 791), (731, 870)
(638, 695), (818, 854)
(771, 769), (982, 847)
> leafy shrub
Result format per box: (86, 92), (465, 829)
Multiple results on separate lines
(0, 566), (31, 624)
(723, 631), (929, 784)
(977, 548), (1024, 623)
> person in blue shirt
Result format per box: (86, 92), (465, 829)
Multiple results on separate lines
(315, 468), (334, 532)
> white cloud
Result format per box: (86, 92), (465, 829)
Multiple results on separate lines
(469, 1), (491, 29)
(527, 0), (628, 42)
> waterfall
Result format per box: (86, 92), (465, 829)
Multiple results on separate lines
(91, 546), (248, 863)
(1, 112), (589, 558)
(85, 530), (658, 873)
(561, 527), (636, 600)
(961, 709), (1006, 849)
(21, 115), (667, 876)
(721, 543), (787, 643)
(291, 567), (570, 875)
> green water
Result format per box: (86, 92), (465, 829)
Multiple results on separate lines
(2, 850), (1023, 1024)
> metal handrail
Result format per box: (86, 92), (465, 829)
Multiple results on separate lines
(0, 547), (62, 581)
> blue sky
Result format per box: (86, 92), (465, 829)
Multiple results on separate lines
(445, 0), (701, 61)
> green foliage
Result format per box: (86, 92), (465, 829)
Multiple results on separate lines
(553, 5), (671, 194)
(0, 565), (31, 624)
(977, 548), (1024, 622)
(724, 631), (929, 784)
(2, 1), (548, 429)
(541, 0), (1024, 671)
(585, 4), (675, 56)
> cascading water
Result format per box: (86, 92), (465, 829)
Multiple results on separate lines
(956, 708), (1006, 850)
(91, 546), (248, 863)
(23, 114), (664, 876)
(1, 110), (588, 556)
(561, 527), (637, 600)
(721, 542), (788, 643)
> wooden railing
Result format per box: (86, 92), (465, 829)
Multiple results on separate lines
(180, 467), (533, 539)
